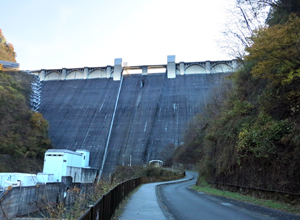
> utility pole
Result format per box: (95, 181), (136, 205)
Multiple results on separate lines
(130, 155), (132, 167)
(122, 154), (124, 166)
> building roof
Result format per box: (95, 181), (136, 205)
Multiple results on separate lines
(45, 149), (82, 156)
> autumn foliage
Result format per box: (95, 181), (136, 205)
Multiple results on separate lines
(246, 15), (300, 86)
(0, 29), (16, 62)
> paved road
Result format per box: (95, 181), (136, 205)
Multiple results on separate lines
(157, 172), (300, 220)
(119, 174), (193, 220)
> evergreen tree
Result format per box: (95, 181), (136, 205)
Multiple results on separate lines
(267, 0), (300, 25)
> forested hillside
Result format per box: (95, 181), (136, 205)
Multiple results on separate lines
(174, 0), (300, 196)
(0, 30), (51, 172)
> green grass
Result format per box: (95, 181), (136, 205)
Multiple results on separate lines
(191, 184), (300, 216)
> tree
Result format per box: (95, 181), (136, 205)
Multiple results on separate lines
(0, 70), (51, 159)
(220, 0), (270, 59)
(0, 29), (17, 62)
(245, 15), (300, 86)
(267, 0), (300, 25)
(220, 0), (300, 59)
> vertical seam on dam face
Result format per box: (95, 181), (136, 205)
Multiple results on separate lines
(144, 73), (165, 162)
(98, 73), (124, 180)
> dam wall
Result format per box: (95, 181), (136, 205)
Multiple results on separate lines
(40, 78), (119, 170)
(39, 71), (226, 178)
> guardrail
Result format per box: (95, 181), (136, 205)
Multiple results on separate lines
(0, 60), (19, 69)
(78, 172), (185, 220)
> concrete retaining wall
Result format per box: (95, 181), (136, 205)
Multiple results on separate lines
(65, 167), (97, 183)
(0, 183), (64, 219)
(80, 168), (98, 183)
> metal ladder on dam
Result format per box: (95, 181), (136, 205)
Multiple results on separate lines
(97, 72), (124, 180)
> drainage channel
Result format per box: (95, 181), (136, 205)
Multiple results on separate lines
(97, 72), (124, 181)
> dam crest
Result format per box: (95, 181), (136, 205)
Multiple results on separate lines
(31, 55), (236, 81)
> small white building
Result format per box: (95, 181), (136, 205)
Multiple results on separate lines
(42, 149), (97, 183)
(0, 173), (38, 190)
(0, 149), (97, 189)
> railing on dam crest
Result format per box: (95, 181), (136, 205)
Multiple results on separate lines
(30, 56), (238, 81)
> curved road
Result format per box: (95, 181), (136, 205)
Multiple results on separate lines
(157, 172), (300, 220)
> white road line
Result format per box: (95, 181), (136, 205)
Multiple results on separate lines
(221, 203), (233, 206)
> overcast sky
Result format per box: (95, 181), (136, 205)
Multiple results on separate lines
(1, 0), (234, 70)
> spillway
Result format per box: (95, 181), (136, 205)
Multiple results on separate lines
(39, 72), (221, 178)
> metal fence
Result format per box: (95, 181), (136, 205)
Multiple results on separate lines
(0, 190), (4, 200)
(78, 177), (149, 220)
(78, 173), (185, 220)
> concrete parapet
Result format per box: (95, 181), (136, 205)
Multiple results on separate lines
(40, 69), (45, 81)
(84, 67), (89, 79)
(167, 55), (176, 78)
(113, 58), (123, 81)
(62, 68), (67, 79)
(232, 60), (238, 69)
(29, 57), (238, 81)
(106, 65), (112, 78)
(142, 66), (148, 75)
(205, 61), (211, 74)
(179, 62), (184, 75)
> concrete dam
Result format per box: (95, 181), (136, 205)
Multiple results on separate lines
(35, 57), (236, 178)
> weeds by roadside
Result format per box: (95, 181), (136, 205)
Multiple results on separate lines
(111, 165), (183, 183)
(191, 184), (300, 216)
